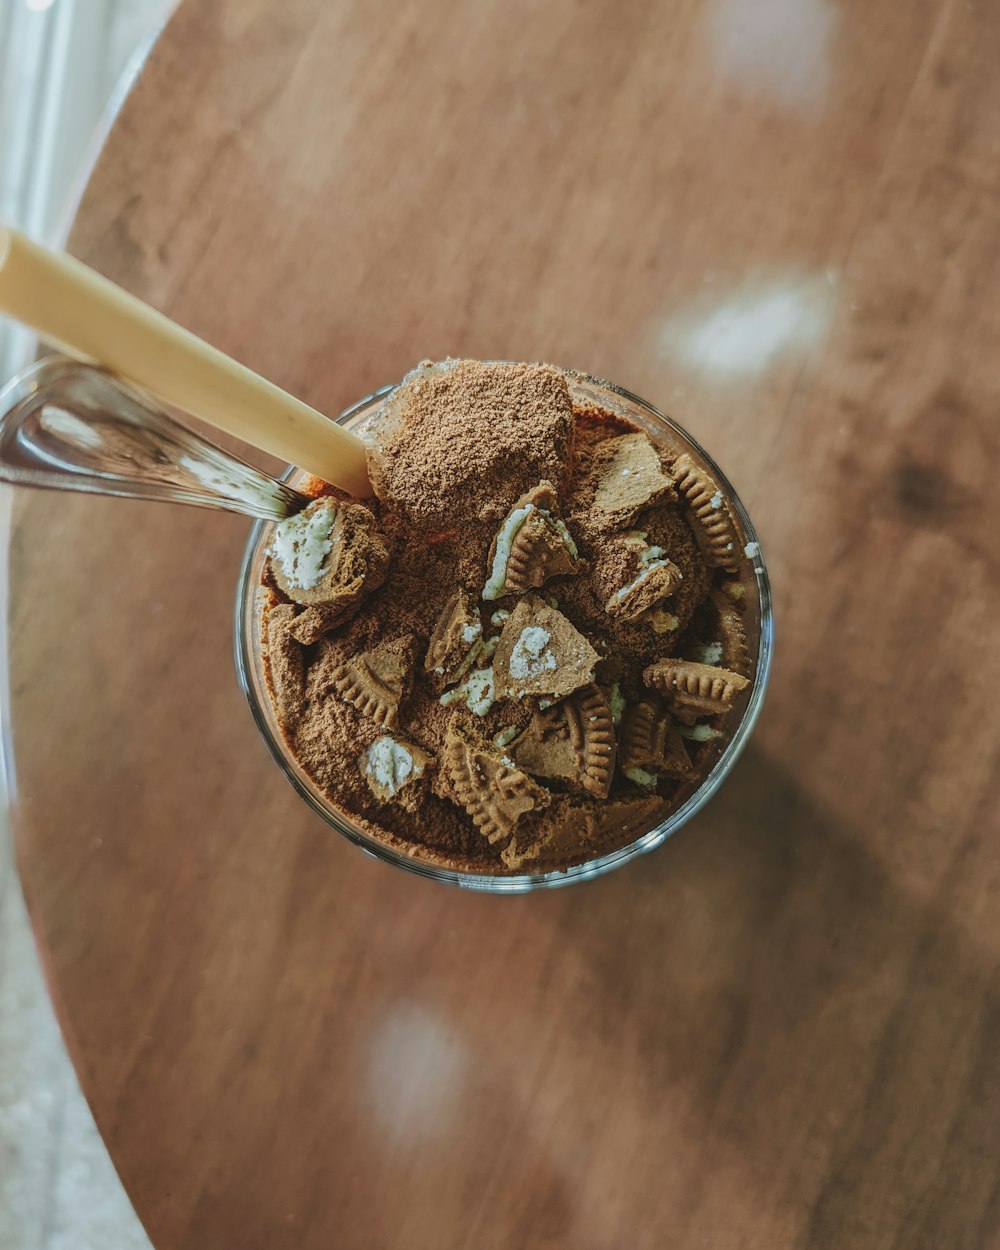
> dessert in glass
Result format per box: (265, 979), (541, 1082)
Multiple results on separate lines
(236, 360), (772, 891)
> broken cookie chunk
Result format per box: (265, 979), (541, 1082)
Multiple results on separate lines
(708, 588), (751, 677)
(585, 432), (677, 528)
(643, 659), (750, 724)
(605, 557), (684, 623)
(511, 684), (616, 799)
(360, 734), (432, 810)
(493, 594), (600, 701)
(269, 498), (391, 644)
(483, 481), (582, 601)
(501, 791), (670, 871)
(501, 796), (598, 871)
(442, 714), (550, 844)
(424, 589), (483, 687)
(670, 453), (740, 572)
(331, 634), (418, 728)
(618, 698), (694, 781)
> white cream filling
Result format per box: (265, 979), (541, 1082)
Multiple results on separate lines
(678, 723), (723, 742)
(697, 641), (724, 665)
(509, 626), (556, 681)
(624, 766), (658, 787)
(624, 531), (667, 571)
(271, 504), (335, 590)
(464, 667), (496, 715)
(610, 683), (626, 727)
(551, 516), (579, 559)
(366, 736), (420, 795)
(614, 560), (670, 601)
(439, 665), (496, 716)
(494, 726), (518, 748)
(483, 505), (533, 600)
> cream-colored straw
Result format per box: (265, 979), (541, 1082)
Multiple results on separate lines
(0, 225), (371, 496)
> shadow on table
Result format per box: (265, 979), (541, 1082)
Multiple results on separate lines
(558, 743), (999, 1245)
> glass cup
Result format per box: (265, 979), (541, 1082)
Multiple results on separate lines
(235, 367), (773, 892)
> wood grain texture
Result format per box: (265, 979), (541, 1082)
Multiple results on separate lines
(7, 0), (1000, 1246)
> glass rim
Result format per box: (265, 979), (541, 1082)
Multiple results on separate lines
(233, 366), (774, 893)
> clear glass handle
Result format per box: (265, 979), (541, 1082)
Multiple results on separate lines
(0, 357), (311, 521)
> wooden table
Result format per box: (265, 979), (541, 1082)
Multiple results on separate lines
(7, 0), (999, 1246)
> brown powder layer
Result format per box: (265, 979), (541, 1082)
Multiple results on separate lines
(261, 594), (306, 731)
(368, 360), (574, 529)
(259, 370), (757, 876)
